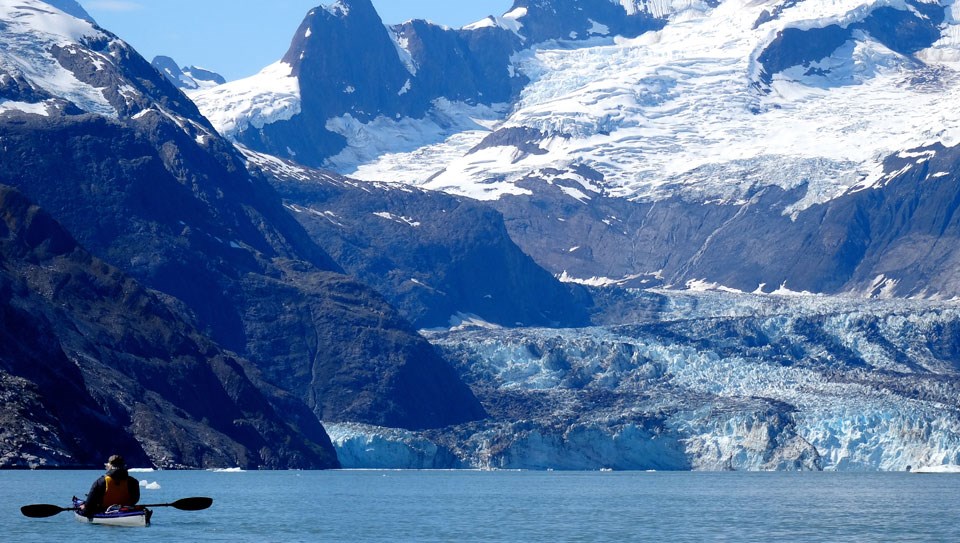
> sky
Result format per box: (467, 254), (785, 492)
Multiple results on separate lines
(80, 1), (513, 81)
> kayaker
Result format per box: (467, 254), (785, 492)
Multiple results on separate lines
(79, 455), (141, 517)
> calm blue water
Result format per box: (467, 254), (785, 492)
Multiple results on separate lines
(3, 470), (959, 542)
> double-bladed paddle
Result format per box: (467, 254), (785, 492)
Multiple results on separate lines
(21, 497), (213, 518)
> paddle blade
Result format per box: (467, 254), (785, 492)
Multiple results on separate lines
(21, 504), (70, 518)
(171, 497), (213, 511)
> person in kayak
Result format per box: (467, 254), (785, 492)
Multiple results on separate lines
(79, 455), (141, 517)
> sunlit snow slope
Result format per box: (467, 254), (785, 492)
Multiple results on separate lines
(335, 0), (960, 208)
(0, 0), (114, 116)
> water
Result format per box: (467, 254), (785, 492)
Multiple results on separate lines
(4, 470), (959, 542)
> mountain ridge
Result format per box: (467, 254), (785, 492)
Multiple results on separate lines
(0, 0), (487, 466)
(191, 0), (960, 301)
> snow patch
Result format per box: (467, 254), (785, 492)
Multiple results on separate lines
(388, 27), (419, 76)
(0, 100), (50, 116)
(326, 99), (510, 187)
(320, 1), (349, 18)
(464, 17), (497, 31)
(588, 19), (610, 36)
(557, 271), (654, 287)
(682, 279), (747, 294)
(372, 211), (420, 227)
(191, 61), (300, 138)
(437, 313), (504, 332)
(467, 7), (527, 37)
(0, 0), (115, 116)
(864, 274), (900, 298)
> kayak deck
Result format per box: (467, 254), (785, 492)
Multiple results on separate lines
(72, 498), (152, 527)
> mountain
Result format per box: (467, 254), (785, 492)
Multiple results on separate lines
(184, 0), (960, 471)
(192, 0), (662, 168)
(0, 184), (338, 469)
(248, 150), (591, 329)
(152, 55), (225, 91)
(6, 0), (958, 472)
(195, 0), (960, 301)
(0, 0), (485, 466)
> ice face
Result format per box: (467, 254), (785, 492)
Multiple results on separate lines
(326, 291), (960, 471)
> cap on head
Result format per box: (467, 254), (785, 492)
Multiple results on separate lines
(106, 454), (126, 468)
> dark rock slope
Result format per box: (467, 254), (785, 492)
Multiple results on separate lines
(0, 184), (338, 468)
(490, 142), (960, 300)
(255, 156), (591, 329)
(0, 1), (485, 469)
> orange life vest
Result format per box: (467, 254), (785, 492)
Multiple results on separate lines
(102, 475), (132, 507)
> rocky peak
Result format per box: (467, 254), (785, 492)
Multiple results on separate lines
(506, 0), (665, 43)
(152, 55), (225, 91)
(282, 0), (415, 120)
(0, 0), (210, 126)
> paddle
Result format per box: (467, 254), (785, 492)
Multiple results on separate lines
(20, 504), (72, 518)
(21, 497), (213, 518)
(140, 497), (213, 511)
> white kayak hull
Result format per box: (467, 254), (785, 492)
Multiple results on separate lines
(72, 498), (151, 527)
(74, 511), (150, 527)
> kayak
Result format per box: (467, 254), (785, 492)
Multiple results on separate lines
(72, 497), (152, 527)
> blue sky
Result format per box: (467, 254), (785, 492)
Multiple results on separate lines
(80, 1), (512, 81)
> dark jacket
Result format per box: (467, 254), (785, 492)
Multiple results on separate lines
(83, 467), (140, 516)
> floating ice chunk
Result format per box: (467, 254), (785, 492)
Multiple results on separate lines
(912, 465), (960, 474)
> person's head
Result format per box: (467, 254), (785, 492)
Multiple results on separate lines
(105, 454), (126, 470)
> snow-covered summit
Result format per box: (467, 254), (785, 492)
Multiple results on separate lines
(0, 0), (214, 129)
(152, 55), (225, 91)
(189, 61), (301, 139)
(0, 0), (113, 116)
(319, 0), (351, 18)
(189, 0), (662, 168)
(191, 0), (960, 213)
(181, 0), (960, 301)
(349, 0), (960, 208)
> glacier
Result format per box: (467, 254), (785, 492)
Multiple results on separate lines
(189, 60), (301, 138)
(186, 0), (960, 211)
(326, 290), (960, 471)
(170, 0), (960, 470)
(322, 0), (960, 210)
